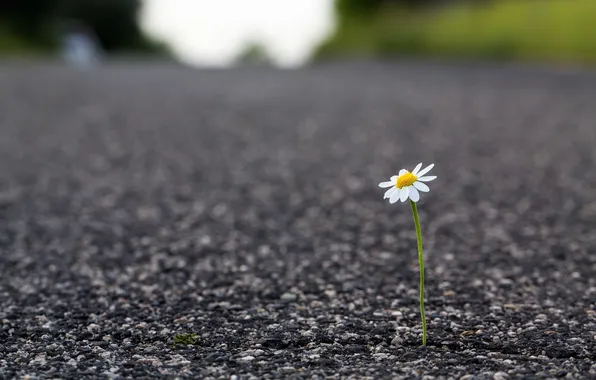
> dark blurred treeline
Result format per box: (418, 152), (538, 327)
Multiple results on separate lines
(337, 0), (450, 14)
(0, 0), (164, 53)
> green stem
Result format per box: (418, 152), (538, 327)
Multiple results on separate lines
(410, 200), (427, 346)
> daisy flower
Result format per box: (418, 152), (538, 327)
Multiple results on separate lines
(377, 162), (437, 346)
(378, 163), (436, 203)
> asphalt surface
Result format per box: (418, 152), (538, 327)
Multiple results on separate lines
(1, 61), (596, 379)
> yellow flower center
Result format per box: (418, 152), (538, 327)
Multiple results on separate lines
(396, 171), (417, 189)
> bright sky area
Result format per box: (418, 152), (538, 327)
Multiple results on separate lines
(141, 0), (335, 67)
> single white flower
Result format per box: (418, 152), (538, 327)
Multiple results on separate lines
(378, 163), (436, 203)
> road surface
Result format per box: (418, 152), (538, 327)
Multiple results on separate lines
(1, 61), (595, 378)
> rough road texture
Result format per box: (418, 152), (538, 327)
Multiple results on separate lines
(1, 61), (596, 379)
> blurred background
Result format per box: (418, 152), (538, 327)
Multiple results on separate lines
(2, 0), (596, 67)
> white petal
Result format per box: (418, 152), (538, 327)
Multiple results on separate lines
(413, 181), (430, 192)
(417, 176), (437, 182)
(416, 163), (434, 177)
(399, 187), (409, 202)
(399, 169), (407, 176)
(390, 175), (398, 181)
(384, 187), (397, 199)
(389, 189), (400, 204)
(378, 181), (394, 188)
(412, 163), (423, 175)
(409, 186), (420, 202)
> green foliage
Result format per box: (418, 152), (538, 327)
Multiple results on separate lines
(315, 0), (596, 65)
(0, 24), (34, 53)
(234, 42), (274, 66)
(173, 333), (199, 348)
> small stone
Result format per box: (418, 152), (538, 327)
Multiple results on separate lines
(534, 314), (548, 322)
(241, 349), (264, 357)
(280, 293), (297, 302)
(100, 352), (112, 360)
(239, 356), (255, 362)
(373, 353), (391, 360)
(391, 336), (404, 346)
(165, 354), (191, 367)
(103, 371), (118, 379)
(30, 354), (47, 366)
(494, 372), (511, 380)
(137, 357), (163, 367)
(460, 375), (475, 380)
